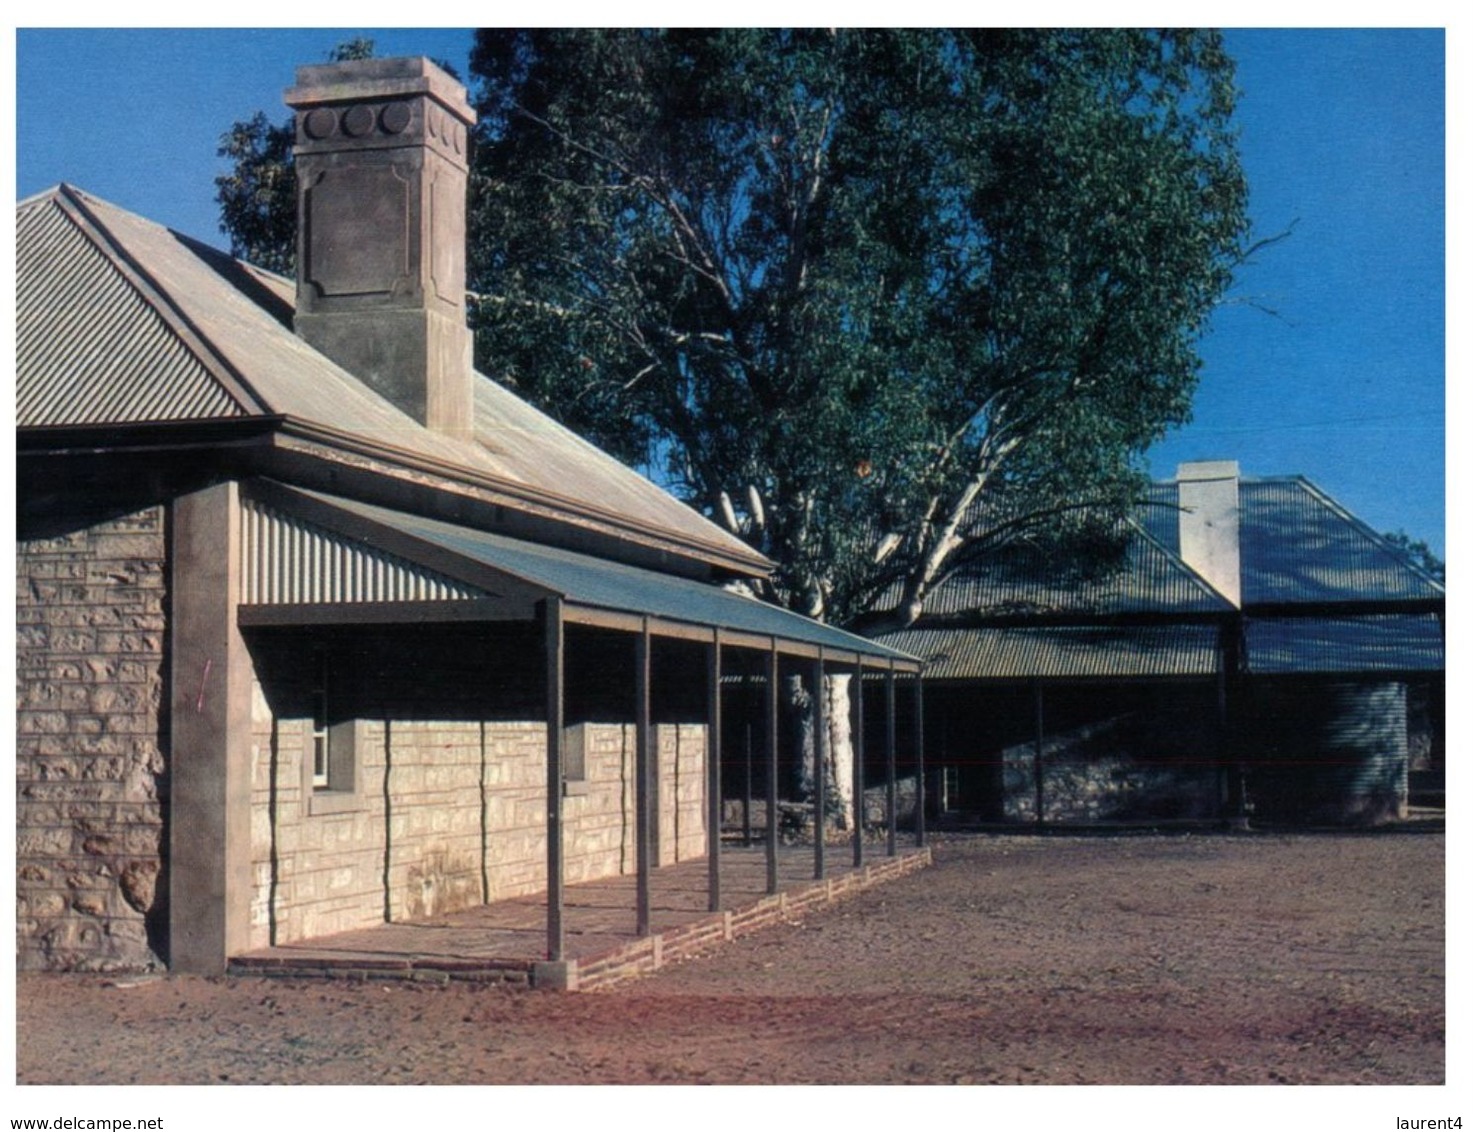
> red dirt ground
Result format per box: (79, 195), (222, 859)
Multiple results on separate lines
(13, 830), (1444, 1089)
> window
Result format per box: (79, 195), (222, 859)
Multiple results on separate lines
(940, 766), (961, 814)
(311, 651), (330, 789)
(561, 723), (591, 797)
(303, 649), (362, 815)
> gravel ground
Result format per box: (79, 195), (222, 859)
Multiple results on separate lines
(13, 830), (1444, 1089)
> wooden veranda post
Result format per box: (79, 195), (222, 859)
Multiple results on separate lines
(1033, 680), (1046, 828)
(743, 697), (754, 846)
(914, 672), (926, 848)
(543, 597), (565, 962)
(852, 659), (865, 869)
(636, 620), (652, 936)
(812, 650), (826, 880)
(766, 642), (780, 895)
(707, 631), (723, 913)
(885, 666), (898, 858)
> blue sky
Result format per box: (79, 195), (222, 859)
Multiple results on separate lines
(1148, 28), (1446, 560)
(13, 27), (1448, 557)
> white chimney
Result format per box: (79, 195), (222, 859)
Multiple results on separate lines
(1176, 460), (1242, 608)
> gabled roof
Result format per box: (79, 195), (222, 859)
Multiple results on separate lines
(884, 471), (1442, 680)
(16, 184), (767, 577)
(1141, 476), (1444, 606)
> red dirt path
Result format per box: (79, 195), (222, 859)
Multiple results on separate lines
(14, 830), (1444, 1086)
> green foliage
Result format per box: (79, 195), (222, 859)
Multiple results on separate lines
(1382, 530), (1445, 584)
(329, 36), (375, 62)
(468, 29), (1250, 628)
(215, 110), (296, 275)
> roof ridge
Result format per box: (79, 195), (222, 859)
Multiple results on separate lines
(17, 182), (69, 209)
(1281, 475), (1446, 594)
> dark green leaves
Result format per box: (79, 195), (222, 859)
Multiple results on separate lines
(214, 111), (296, 276)
(468, 29), (1249, 627)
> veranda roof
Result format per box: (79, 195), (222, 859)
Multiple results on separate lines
(238, 482), (921, 669)
(1243, 614), (1444, 675)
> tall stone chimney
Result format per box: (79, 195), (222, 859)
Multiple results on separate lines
(286, 58), (476, 439)
(1176, 460), (1242, 608)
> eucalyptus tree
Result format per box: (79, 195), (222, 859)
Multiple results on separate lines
(468, 29), (1250, 637)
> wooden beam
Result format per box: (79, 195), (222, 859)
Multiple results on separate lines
(239, 597), (535, 626)
(766, 642), (780, 895)
(563, 605), (922, 672)
(636, 619), (653, 936)
(566, 605), (710, 643)
(707, 631), (723, 913)
(543, 598), (565, 961)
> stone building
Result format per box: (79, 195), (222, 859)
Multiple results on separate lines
(16, 57), (918, 975)
(878, 461), (1445, 826)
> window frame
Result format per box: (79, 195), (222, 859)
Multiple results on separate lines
(561, 722), (592, 797)
(302, 649), (364, 816)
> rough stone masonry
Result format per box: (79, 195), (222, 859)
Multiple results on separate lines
(16, 505), (169, 970)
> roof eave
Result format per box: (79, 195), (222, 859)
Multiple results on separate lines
(272, 416), (774, 578)
(18, 414), (776, 580)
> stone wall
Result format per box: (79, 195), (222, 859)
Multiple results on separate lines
(16, 505), (712, 963)
(656, 724), (708, 865)
(250, 709), (708, 948)
(248, 702), (394, 946)
(16, 507), (168, 971)
(721, 777), (920, 840)
(1000, 705), (1223, 825)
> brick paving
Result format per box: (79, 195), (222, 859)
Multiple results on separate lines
(230, 841), (931, 989)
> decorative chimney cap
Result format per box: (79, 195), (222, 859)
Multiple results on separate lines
(286, 57), (475, 169)
(286, 56), (473, 119)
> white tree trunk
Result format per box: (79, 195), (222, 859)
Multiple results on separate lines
(791, 673), (856, 831)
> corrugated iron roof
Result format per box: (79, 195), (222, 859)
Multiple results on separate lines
(878, 471), (1442, 682)
(268, 485), (919, 665)
(16, 185), (766, 575)
(241, 494), (490, 605)
(877, 624), (1222, 680)
(1244, 614), (1444, 675)
(1143, 477), (1444, 606)
(911, 516), (1232, 618)
(16, 190), (247, 425)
